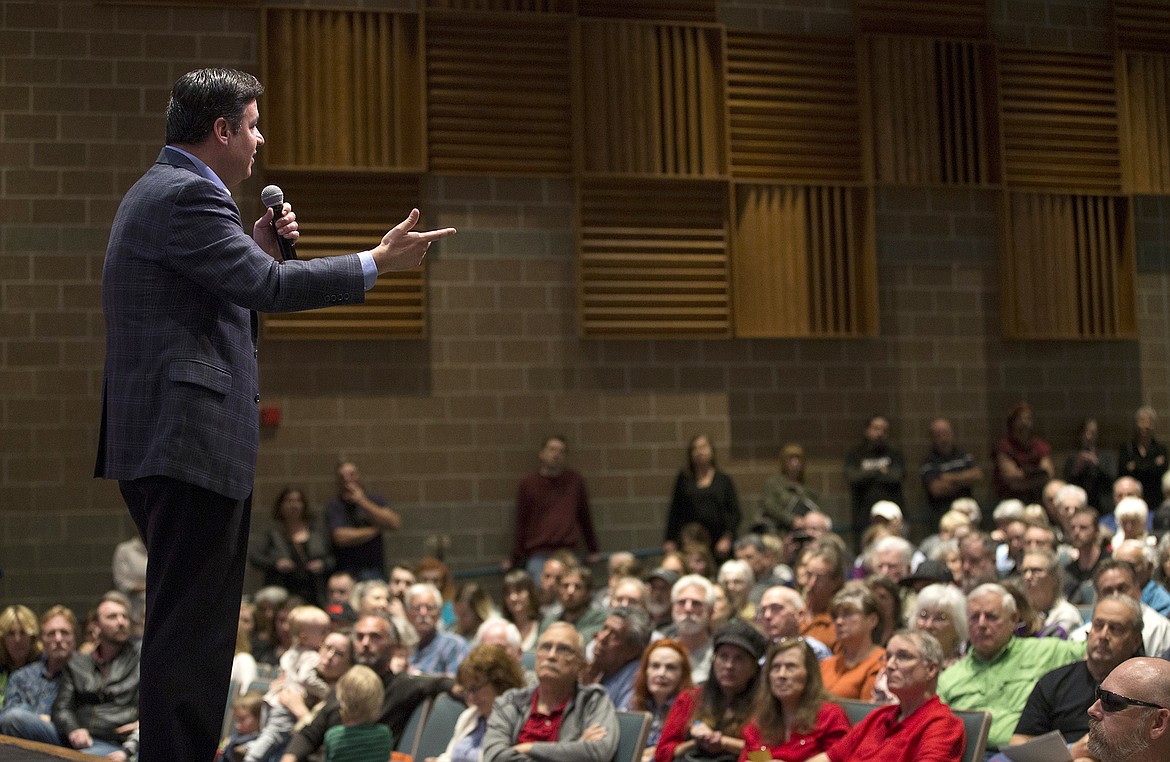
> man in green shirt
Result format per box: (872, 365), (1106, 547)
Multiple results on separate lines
(938, 583), (1084, 751)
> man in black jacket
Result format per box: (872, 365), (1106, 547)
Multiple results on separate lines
(53, 592), (140, 761)
(279, 613), (452, 762)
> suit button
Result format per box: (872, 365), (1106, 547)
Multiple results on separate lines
(254, 394), (260, 403)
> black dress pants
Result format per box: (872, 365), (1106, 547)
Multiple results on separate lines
(121, 476), (251, 762)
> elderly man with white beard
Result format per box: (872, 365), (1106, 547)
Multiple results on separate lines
(657, 574), (716, 683)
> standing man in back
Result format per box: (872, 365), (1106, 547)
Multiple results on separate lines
(507, 436), (601, 579)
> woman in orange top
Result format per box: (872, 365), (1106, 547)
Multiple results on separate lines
(819, 585), (885, 700)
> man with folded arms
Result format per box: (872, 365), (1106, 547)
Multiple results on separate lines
(808, 630), (963, 762)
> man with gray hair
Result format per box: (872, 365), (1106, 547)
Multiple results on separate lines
(1086, 656), (1170, 762)
(808, 630), (963, 762)
(474, 617), (524, 662)
(756, 585), (831, 660)
(937, 583), (1084, 752)
(406, 582), (468, 675)
(1113, 540), (1170, 617)
(1007, 594), (1144, 758)
(869, 535), (914, 584)
(660, 573), (716, 683)
(582, 606), (652, 710)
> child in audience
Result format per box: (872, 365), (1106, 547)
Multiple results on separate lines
(324, 665), (392, 762)
(219, 691), (264, 762)
(244, 605), (332, 762)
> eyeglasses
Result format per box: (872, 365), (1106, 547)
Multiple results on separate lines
(1096, 686), (1167, 713)
(885, 650), (922, 666)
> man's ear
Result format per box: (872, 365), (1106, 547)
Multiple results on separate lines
(211, 116), (232, 145)
(1149, 708), (1170, 741)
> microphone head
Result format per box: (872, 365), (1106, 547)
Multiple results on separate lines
(260, 184), (284, 208)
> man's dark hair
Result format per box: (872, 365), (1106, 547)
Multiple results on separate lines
(166, 68), (263, 145)
(1093, 558), (1138, 589)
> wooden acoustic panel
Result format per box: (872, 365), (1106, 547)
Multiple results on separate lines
(865, 36), (996, 186)
(857, 0), (990, 39)
(262, 7), (424, 171)
(426, 12), (573, 174)
(726, 33), (864, 183)
(1121, 52), (1170, 194)
(262, 174), (428, 340)
(576, 0), (718, 23)
(578, 19), (727, 177)
(425, 0), (572, 11)
(1113, 0), (1170, 53)
(578, 179), (730, 337)
(997, 49), (1122, 193)
(732, 184), (877, 338)
(1001, 193), (1135, 339)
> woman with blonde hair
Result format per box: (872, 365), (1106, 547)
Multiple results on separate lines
(0, 605), (41, 705)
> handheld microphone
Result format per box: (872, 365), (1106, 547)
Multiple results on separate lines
(260, 184), (296, 260)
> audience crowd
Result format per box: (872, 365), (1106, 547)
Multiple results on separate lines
(6, 407), (1170, 762)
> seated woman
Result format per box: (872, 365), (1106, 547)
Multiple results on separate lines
(631, 639), (694, 762)
(427, 644), (526, 762)
(739, 638), (850, 762)
(452, 582), (498, 641)
(819, 586), (885, 700)
(910, 583), (966, 669)
(656, 620), (767, 762)
(501, 569), (541, 653)
(0, 605), (42, 703)
(717, 560), (756, 623)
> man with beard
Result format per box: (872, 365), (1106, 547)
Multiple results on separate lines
(541, 566), (607, 641)
(1008, 595), (1144, 757)
(0, 606), (78, 744)
(808, 630), (964, 762)
(646, 568), (679, 629)
(581, 607), (652, 710)
(406, 582), (468, 676)
(1086, 657), (1170, 762)
(279, 614), (452, 762)
(799, 541), (845, 650)
(659, 574), (717, 683)
(843, 415), (906, 551)
(52, 593), (139, 761)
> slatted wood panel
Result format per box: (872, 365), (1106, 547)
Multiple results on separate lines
(857, 0), (990, 39)
(732, 185), (877, 337)
(1001, 193), (1135, 339)
(262, 174), (428, 340)
(1121, 53), (1170, 194)
(425, 0), (572, 11)
(577, 0), (719, 23)
(998, 49), (1122, 193)
(725, 33), (864, 183)
(426, 12), (572, 174)
(262, 8), (424, 171)
(578, 179), (730, 337)
(866, 36), (996, 185)
(1113, 0), (1170, 53)
(578, 20), (727, 177)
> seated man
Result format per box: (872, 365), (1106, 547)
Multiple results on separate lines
(0, 605), (77, 744)
(1005, 594), (1144, 759)
(808, 630), (964, 762)
(1085, 657), (1170, 762)
(756, 585), (831, 660)
(406, 583), (468, 676)
(658, 574), (716, 684)
(482, 622), (618, 762)
(279, 614), (452, 762)
(1112, 540), (1170, 618)
(540, 566), (607, 642)
(937, 583), (1084, 753)
(52, 592), (139, 761)
(1068, 559), (1170, 656)
(582, 606), (652, 710)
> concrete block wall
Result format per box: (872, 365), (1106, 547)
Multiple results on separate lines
(0, 0), (1164, 615)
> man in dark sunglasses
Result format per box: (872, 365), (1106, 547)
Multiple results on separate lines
(1086, 656), (1170, 762)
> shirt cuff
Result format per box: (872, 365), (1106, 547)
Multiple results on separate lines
(359, 251), (378, 291)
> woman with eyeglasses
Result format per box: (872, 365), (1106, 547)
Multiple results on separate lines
(910, 583), (966, 668)
(737, 639), (849, 761)
(819, 587), (885, 700)
(426, 644), (526, 762)
(655, 620), (766, 762)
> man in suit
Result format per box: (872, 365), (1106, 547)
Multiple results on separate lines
(95, 67), (455, 762)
